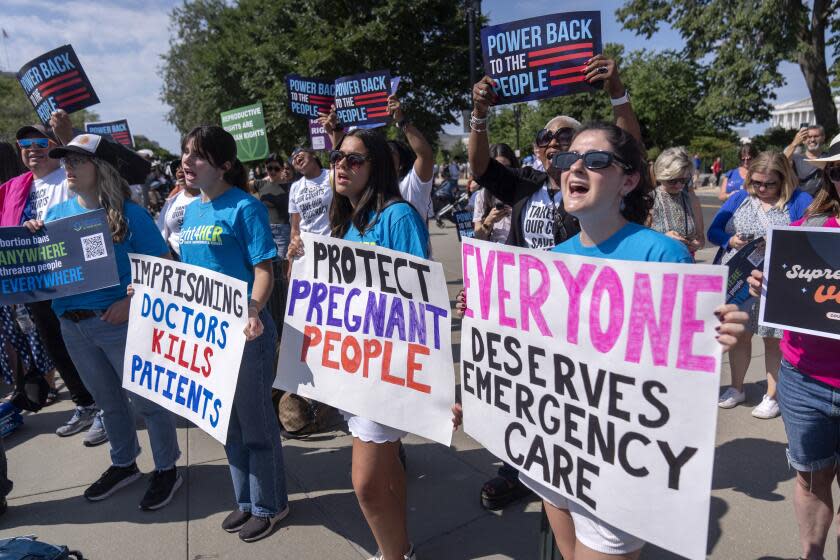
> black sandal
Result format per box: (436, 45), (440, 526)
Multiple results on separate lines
(43, 388), (60, 407)
(480, 475), (531, 510)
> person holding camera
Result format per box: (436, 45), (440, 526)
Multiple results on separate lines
(784, 124), (827, 196)
(708, 151), (812, 418)
(472, 143), (515, 242)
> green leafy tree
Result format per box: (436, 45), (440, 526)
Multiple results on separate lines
(617, 0), (840, 137)
(160, 0), (471, 153)
(134, 135), (176, 160)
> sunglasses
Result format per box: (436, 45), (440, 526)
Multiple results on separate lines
(661, 177), (691, 186)
(826, 166), (840, 182)
(18, 138), (50, 149)
(329, 150), (371, 171)
(60, 155), (93, 168)
(551, 150), (632, 172)
(751, 179), (779, 190)
(535, 127), (575, 148)
(267, 165), (289, 172)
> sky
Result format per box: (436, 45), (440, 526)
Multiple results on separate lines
(1, 0), (831, 152)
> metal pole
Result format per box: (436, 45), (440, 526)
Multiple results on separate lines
(467, 1), (476, 88)
(514, 104), (521, 152)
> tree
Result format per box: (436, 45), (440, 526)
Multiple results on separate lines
(617, 0), (840, 138)
(160, 0), (471, 153)
(134, 135), (176, 161)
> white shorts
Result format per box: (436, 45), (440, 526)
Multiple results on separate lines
(519, 473), (645, 555)
(342, 412), (406, 443)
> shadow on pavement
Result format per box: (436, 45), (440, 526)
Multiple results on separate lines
(712, 438), (792, 501)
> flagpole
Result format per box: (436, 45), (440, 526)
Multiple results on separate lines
(1, 29), (9, 73)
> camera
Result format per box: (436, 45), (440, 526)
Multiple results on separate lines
(494, 202), (505, 210)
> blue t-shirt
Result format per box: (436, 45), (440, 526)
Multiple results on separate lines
(46, 199), (168, 316)
(552, 222), (693, 264)
(179, 187), (276, 296)
(724, 168), (745, 193)
(343, 201), (429, 259)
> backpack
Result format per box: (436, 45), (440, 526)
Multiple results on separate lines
(0, 536), (84, 560)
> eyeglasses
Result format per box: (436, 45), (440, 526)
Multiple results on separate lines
(826, 166), (840, 182)
(535, 127), (575, 148)
(740, 157), (753, 163)
(551, 150), (632, 172)
(661, 177), (691, 187)
(60, 155), (92, 168)
(266, 165), (284, 172)
(751, 179), (779, 190)
(18, 138), (50, 149)
(329, 150), (371, 171)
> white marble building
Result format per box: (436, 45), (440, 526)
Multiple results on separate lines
(770, 96), (840, 129)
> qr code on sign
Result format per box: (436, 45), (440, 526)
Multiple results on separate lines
(80, 233), (107, 261)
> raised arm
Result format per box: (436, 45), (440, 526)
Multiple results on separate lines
(468, 76), (498, 179)
(389, 95), (434, 182)
(318, 104), (345, 150)
(584, 55), (642, 146)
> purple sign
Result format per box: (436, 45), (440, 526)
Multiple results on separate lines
(309, 119), (332, 151)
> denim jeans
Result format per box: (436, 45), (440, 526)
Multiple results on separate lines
(60, 315), (180, 471)
(225, 309), (288, 517)
(0, 437), (11, 499)
(778, 358), (840, 472)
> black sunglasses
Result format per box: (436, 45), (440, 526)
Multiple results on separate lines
(827, 166), (840, 182)
(551, 150), (632, 172)
(535, 127), (575, 148)
(329, 150), (371, 171)
(267, 165), (288, 172)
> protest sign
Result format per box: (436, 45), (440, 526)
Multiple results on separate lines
(0, 209), (118, 305)
(275, 232), (455, 445)
(123, 254), (248, 444)
(17, 45), (100, 124)
(760, 226), (840, 340)
(460, 238), (726, 560)
(309, 119), (333, 151)
(334, 70), (392, 127)
(85, 119), (134, 148)
(220, 101), (269, 162)
(724, 237), (765, 305)
(285, 74), (336, 119)
(453, 210), (475, 241)
(480, 12), (602, 104)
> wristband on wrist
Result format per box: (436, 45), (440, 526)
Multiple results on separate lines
(248, 299), (261, 313)
(610, 90), (631, 107)
(395, 117), (409, 130)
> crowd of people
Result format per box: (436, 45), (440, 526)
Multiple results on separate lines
(0, 51), (838, 560)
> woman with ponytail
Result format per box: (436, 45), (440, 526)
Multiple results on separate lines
(22, 134), (182, 510)
(178, 125), (289, 543)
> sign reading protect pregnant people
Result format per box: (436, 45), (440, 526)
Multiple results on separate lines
(275, 233), (455, 445)
(481, 12), (602, 104)
(460, 238), (726, 560)
(760, 226), (840, 340)
(333, 70), (392, 127)
(123, 254), (248, 444)
(220, 102), (269, 162)
(0, 209), (118, 305)
(17, 44), (100, 124)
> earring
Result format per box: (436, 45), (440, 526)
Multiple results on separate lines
(619, 197), (626, 212)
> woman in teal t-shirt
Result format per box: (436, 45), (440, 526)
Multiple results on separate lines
(178, 126), (288, 543)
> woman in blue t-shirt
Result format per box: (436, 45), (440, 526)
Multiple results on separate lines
(23, 134), (181, 511)
(717, 144), (757, 201)
(330, 129), (428, 560)
(178, 126), (288, 543)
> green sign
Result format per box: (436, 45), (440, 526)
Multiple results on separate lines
(220, 101), (269, 162)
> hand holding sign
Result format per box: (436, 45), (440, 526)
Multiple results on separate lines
(471, 76), (499, 117)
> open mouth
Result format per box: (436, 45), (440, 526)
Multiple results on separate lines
(567, 180), (590, 197)
(335, 171), (350, 185)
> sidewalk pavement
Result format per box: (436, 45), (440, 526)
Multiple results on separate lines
(0, 226), (832, 559)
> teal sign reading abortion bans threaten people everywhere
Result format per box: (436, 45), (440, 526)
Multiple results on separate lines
(220, 102), (270, 162)
(0, 209), (119, 305)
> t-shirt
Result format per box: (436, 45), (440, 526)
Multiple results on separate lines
(472, 188), (511, 244)
(780, 215), (840, 386)
(552, 221), (693, 264)
(343, 201), (429, 259)
(179, 188), (277, 297)
(723, 168), (745, 194)
(254, 179), (291, 225)
(399, 168), (434, 219)
(791, 152), (826, 196)
(521, 185), (562, 250)
(23, 167), (72, 222)
(46, 199), (167, 316)
(157, 190), (198, 256)
(288, 169), (332, 235)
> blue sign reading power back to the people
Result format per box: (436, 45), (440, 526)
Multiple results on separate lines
(481, 11), (602, 105)
(0, 209), (119, 305)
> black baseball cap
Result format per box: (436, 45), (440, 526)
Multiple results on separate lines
(49, 133), (151, 184)
(15, 124), (59, 144)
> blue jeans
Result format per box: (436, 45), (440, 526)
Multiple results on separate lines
(60, 316), (180, 471)
(225, 309), (287, 517)
(778, 358), (840, 472)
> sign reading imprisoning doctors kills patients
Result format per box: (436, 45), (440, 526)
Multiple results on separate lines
(220, 101), (269, 162)
(275, 233), (455, 446)
(481, 11), (602, 105)
(460, 238), (726, 560)
(123, 254), (248, 444)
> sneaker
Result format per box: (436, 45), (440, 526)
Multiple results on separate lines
(718, 387), (746, 409)
(55, 405), (97, 437)
(752, 394), (780, 419)
(222, 509), (251, 533)
(83, 411), (108, 447)
(368, 543), (416, 560)
(84, 463), (142, 501)
(139, 467), (183, 511)
(238, 505), (290, 542)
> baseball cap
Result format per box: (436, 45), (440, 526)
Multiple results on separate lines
(49, 134), (151, 185)
(15, 124), (59, 144)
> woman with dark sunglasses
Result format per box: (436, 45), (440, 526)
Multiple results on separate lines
(649, 147), (705, 256)
(717, 144), (758, 202)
